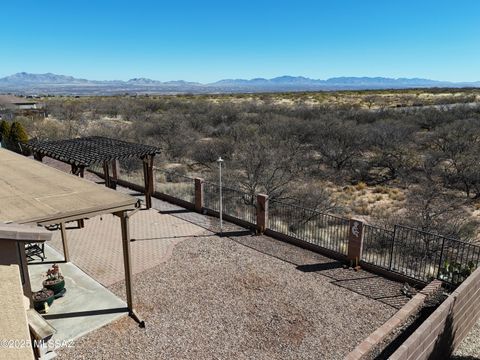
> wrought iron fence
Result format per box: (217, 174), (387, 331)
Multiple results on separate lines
(203, 182), (256, 224)
(118, 158), (144, 186)
(87, 159), (144, 186)
(361, 224), (480, 286)
(87, 162), (104, 175)
(86, 165), (480, 287)
(268, 200), (350, 255)
(390, 225), (445, 282)
(362, 224), (394, 269)
(155, 169), (195, 204)
(439, 237), (480, 285)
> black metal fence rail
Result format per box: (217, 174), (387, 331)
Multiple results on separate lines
(440, 237), (480, 285)
(88, 162), (103, 175)
(361, 224), (480, 286)
(89, 159), (144, 186)
(118, 158), (144, 186)
(390, 225), (445, 283)
(155, 169), (195, 204)
(269, 200), (350, 255)
(87, 165), (480, 287)
(362, 224), (394, 269)
(203, 182), (256, 224)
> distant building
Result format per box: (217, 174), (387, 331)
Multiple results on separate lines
(0, 95), (40, 111)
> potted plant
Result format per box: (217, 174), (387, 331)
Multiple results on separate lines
(42, 264), (65, 296)
(32, 288), (54, 312)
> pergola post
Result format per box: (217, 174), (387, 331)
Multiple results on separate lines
(60, 222), (70, 262)
(70, 165), (86, 230)
(33, 152), (43, 162)
(143, 155), (154, 209)
(119, 212), (133, 309)
(111, 160), (119, 182)
(118, 210), (145, 327)
(19, 243), (33, 305)
(71, 164), (84, 177)
(149, 157), (155, 194)
(103, 161), (111, 188)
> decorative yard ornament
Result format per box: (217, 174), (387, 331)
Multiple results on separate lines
(351, 221), (360, 238)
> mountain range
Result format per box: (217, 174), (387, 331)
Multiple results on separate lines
(0, 72), (479, 95)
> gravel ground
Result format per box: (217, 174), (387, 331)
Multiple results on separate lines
(35, 160), (408, 359)
(56, 230), (405, 360)
(452, 319), (480, 359)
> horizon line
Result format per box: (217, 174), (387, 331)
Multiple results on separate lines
(1, 71), (480, 84)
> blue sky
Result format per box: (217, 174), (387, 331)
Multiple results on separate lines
(2, 0), (479, 82)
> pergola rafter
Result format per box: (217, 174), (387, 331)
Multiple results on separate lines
(25, 136), (160, 209)
(26, 136), (159, 167)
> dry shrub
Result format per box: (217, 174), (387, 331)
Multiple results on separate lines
(355, 181), (367, 191)
(373, 186), (390, 194)
(353, 200), (370, 215)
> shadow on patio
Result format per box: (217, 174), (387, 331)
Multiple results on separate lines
(28, 245), (127, 351)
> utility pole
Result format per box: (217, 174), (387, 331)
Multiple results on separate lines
(217, 157), (224, 235)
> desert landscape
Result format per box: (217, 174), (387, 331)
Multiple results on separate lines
(3, 88), (479, 243)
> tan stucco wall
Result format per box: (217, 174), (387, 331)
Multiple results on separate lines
(0, 265), (34, 360)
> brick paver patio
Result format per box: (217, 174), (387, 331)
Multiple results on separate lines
(49, 208), (206, 286)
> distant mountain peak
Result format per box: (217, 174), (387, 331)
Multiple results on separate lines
(127, 78), (162, 84)
(0, 72), (478, 95)
(1, 72), (89, 84)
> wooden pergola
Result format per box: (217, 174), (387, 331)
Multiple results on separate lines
(0, 148), (144, 326)
(25, 136), (160, 209)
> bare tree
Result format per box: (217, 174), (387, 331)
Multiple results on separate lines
(394, 181), (476, 240)
(188, 138), (234, 170)
(285, 183), (341, 214)
(430, 119), (480, 199)
(364, 120), (417, 183)
(229, 135), (307, 202)
(46, 99), (84, 137)
(313, 119), (364, 171)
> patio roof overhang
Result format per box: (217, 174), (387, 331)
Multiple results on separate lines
(0, 148), (144, 326)
(0, 146), (137, 225)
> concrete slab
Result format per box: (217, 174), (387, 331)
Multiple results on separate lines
(28, 245), (127, 350)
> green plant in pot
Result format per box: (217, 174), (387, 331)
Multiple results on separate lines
(32, 288), (54, 313)
(43, 263), (65, 295)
